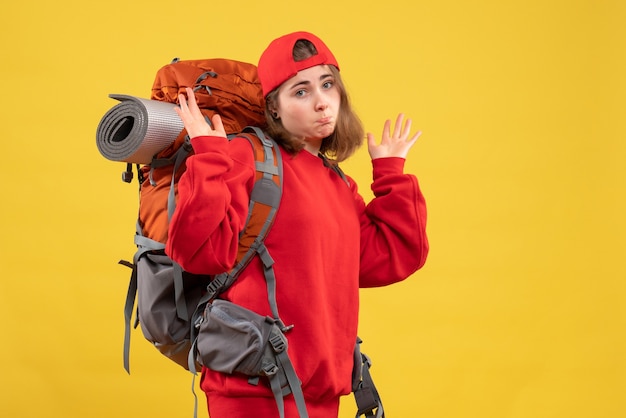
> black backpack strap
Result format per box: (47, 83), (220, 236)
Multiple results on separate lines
(319, 152), (350, 187)
(352, 338), (385, 418)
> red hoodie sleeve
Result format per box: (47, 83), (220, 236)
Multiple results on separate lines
(165, 135), (256, 275)
(356, 157), (429, 287)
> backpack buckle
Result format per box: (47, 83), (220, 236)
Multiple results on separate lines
(268, 331), (286, 353)
(261, 362), (279, 376)
(122, 163), (133, 183)
(206, 275), (227, 298)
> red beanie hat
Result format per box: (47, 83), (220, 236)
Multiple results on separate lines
(258, 31), (340, 98)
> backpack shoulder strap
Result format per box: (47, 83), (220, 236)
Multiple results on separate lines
(234, 126), (282, 270)
(203, 128), (284, 319)
(318, 152), (350, 187)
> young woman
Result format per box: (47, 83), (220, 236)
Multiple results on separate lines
(166, 31), (429, 418)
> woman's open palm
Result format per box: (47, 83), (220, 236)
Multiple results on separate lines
(367, 113), (422, 160)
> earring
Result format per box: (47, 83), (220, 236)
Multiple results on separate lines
(271, 111), (279, 119)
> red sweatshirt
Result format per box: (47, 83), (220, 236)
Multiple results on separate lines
(166, 134), (428, 416)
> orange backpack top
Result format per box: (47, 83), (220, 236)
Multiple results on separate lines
(151, 58), (265, 134)
(138, 58), (267, 244)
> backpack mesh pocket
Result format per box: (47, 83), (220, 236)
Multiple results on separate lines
(196, 299), (287, 376)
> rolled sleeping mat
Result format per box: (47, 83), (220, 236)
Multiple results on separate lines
(96, 94), (184, 164)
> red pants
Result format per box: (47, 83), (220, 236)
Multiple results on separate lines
(206, 393), (340, 418)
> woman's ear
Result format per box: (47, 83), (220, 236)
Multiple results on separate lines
(266, 94), (280, 120)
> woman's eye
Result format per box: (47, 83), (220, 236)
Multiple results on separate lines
(323, 81), (334, 89)
(295, 89), (306, 97)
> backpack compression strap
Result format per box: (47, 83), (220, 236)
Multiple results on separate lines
(264, 324), (309, 418)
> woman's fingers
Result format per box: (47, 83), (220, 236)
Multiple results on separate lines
(211, 114), (225, 134)
(402, 117), (413, 140)
(368, 113), (423, 159)
(393, 113), (405, 139)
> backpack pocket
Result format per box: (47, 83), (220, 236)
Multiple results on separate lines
(136, 252), (210, 369)
(196, 299), (287, 377)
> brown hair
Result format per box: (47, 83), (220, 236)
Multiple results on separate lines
(264, 40), (364, 162)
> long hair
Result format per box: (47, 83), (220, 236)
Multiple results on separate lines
(264, 40), (364, 162)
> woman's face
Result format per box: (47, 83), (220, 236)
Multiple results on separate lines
(275, 65), (341, 148)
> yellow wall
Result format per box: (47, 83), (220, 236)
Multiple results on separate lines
(1, 0), (624, 417)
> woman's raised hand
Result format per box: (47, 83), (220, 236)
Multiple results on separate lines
(367, 113), (422, 160)
(175, 87), (227, 139)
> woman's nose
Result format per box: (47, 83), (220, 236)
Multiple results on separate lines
(315, 96), (329, 111)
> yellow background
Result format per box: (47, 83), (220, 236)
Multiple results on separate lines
(1, 0), (624, 417)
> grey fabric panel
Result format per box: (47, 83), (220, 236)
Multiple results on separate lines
(136, 255), (202, 333)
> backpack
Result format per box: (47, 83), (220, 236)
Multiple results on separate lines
(97, 57), (385, 418)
